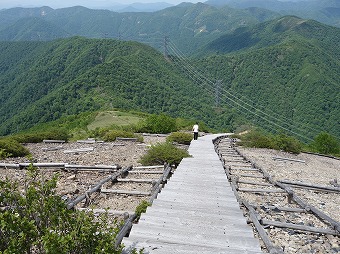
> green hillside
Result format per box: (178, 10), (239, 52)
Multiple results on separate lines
(0, 17), (69, 41)
(200, 16), (340, 55)
(0, 37), (237, 136)
(0, 16), (339, 141)
(193, 16), (340, 139)
(206, 0), (340, 28)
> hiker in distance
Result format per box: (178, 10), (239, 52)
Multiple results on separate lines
(192, 122), (199, 140)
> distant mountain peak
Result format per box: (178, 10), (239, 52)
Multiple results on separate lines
(273, 15), (308, 32)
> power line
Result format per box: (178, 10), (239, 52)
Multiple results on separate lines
(166, 39), (326, 137)
(166, 39), (318, 141)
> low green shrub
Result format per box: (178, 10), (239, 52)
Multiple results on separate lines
(166, 132), (193, 145)
(0, 138), (30, 158)
(0, 148), (12, 159)
(135, 200), (151, 220)
(239, 131), (303, 154)
(11, 129), (69, 143)
(88, 127), (110, 139)
(239, 130), (275, 149)
(103, 130), (143, 142)
(139, 142), (190, 166)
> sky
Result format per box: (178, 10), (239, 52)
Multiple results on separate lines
(0, 0), (203, 9)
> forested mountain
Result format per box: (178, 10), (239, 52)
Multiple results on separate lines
(0, 17), (70, 41)
(0, 4), (280, 54)
(0, 16), (339, 139)
(200, 15), (340, 55)
(0, 1), (339, 55)
(0, 1), (338, 54)
(0, 37), (238, 135)
(0, 2), (339, 141)
(193, 16), (340, 139)
(206, 0), (340, 28)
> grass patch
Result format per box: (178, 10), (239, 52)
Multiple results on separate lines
(87, 111), (142, 130)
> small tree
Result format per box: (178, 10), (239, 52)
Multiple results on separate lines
(310, 132), (340, 155)
(0, 165), (125, 253)
(138, 114), (177, 134)
(274, 134), (302, 154)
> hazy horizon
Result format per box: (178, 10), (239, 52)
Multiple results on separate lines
(0, 0), (316, 10)
(0, 0), (201, 10)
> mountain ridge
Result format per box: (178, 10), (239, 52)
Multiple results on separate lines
(200, 16), (340, 55)
(1, 1), (339, 53)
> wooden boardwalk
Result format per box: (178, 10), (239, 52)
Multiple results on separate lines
(123, 134), (263, 254)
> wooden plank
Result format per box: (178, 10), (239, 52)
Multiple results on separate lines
(43, 139), (66, 143)
(275, 182), (340, 233)
(112, 143), (125, 146)
(127, 225), (261, 249)
(242, 201), (284, 254)
(67, 166), (132, 209)
(63, 148), (94, 153)
(228, 164), (252, 168)
(239, 174), (265, 179)
(128, 170), (164, 174)
(133, 165), (164, 170)
(65, 164), (118, 171)
(101, 189), (151, 196)
(238, 188), (286, 193)
(131, 221), (257, 242)
(42, 146), (63, 151)
(77, 208), (134, 216)
(162, 164), (172, 182)
(117, 178), (155, 183)
(0, 163), (20, 168)
(123, 237), (263, 254)
(278, 179), (340, 193)
(255, 205), (306, 213)
(142, 133), (168, 137)
(225, 159), (247, 162)
(238, 180), (273, 187)
(261, 219), (340, 236)
(0, 163), (65, 168)
(21, 162), (66, 168)
(77, 138), (97, 144)
(231, 168), (259, 171)
(273, 156), (305, 163)
(115, 214), (137, 248)
(116, 137), (137, 142)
